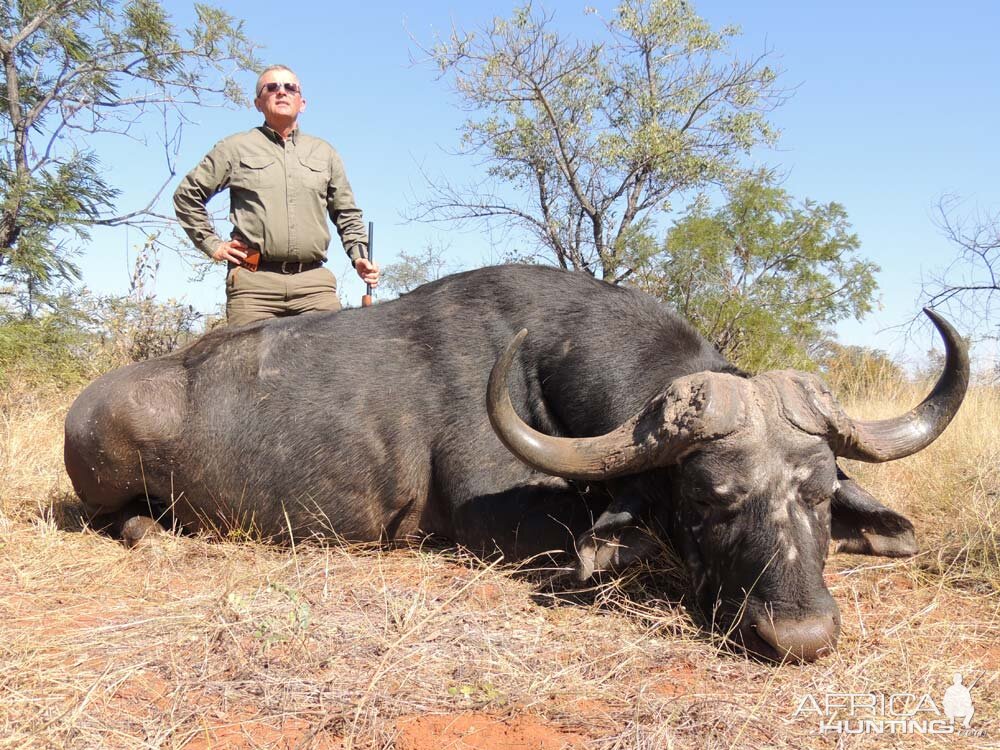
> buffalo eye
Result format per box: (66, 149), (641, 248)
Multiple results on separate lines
(798, 477), (835, 509)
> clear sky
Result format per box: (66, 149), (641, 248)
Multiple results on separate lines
(82, 0), (1000, 369)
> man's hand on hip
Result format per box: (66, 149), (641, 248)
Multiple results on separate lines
(212, 238), (249, 264)
(355, 258), (380, 287)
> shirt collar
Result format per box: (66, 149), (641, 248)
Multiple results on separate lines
(260, 122), (299, 144)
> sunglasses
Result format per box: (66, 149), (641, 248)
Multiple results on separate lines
(257, 81), (301, 97)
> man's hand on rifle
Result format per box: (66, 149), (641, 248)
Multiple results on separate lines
(355, 257), (380, 287)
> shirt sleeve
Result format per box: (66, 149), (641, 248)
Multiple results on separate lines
(326, 149), (367, 262)
(174, 141), (232, 258)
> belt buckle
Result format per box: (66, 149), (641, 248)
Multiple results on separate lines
(280, 260), (302, 274)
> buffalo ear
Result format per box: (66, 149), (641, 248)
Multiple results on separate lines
(831, 471), (917, 558)
(575, 507), (661, 581)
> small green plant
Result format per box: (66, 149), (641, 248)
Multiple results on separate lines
(447, 681), (504, 704)
(225, 584), (312, 648)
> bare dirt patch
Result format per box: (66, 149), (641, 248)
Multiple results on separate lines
(396, 712), (584, 750)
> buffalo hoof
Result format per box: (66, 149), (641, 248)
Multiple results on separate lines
(121, 515), (166, 548)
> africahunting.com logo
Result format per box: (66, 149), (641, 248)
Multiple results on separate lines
(792, 673), (985, 736)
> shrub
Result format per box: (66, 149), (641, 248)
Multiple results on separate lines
(817, 342), (907, 401)
(0, 293), (204, 389)
(0, 314), (97, 388)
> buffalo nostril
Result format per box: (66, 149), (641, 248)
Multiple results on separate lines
(752, 614), (840, 663)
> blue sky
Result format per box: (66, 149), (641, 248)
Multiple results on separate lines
(82, 0), (1000, 368)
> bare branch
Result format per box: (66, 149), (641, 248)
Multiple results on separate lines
(918, 195), (1000, 340)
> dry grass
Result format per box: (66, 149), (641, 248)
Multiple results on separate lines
(0, 376), (997, 749)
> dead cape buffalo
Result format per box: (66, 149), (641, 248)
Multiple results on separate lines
(64, 264), (968, 662)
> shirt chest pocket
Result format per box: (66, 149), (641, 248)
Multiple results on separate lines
(298, 155), (329, 194)
(234, 154), (277, 188)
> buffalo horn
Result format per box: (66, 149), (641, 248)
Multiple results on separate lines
(486, 330), (741, 480)
(834, 308), (969, 462)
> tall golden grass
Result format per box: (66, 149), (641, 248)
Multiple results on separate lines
(0, 373), (996, 749)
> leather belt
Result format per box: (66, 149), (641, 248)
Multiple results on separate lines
(254, 260), (323, 274)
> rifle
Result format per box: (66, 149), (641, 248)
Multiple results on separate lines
(361, 221), (374, 308)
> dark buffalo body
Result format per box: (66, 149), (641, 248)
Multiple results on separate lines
(64, 264), (968, 662)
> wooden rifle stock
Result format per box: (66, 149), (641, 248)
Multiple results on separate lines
(361, 221), (374, 307)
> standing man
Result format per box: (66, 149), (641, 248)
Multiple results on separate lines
(174, 64), (378, 325)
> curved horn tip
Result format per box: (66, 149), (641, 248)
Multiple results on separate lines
(500, 328), (528, 364)
(922, 306), (955, 334)
(921, 307), (969, 366)
(836, 307), (969, 462)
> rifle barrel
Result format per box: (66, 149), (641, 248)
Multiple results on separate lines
(362, 221), (374, 307)
(366, 222), (374, 295)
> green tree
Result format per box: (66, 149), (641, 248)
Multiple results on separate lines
(415, 0), (783, 280)
(0, 0), (259, 312)
(380, 243), (455, 297)
(635, 173), (878, 371)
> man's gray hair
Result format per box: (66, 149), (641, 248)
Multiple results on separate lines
(255, 65), (298, 96)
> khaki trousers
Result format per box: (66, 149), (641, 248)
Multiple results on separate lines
(226, 265), (342, 326)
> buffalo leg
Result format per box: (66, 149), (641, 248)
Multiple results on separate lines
(450, 480), (607, 563)
(85, 499), (170, 547)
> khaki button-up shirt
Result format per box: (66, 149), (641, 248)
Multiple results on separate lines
(173, 125), (367, 264)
